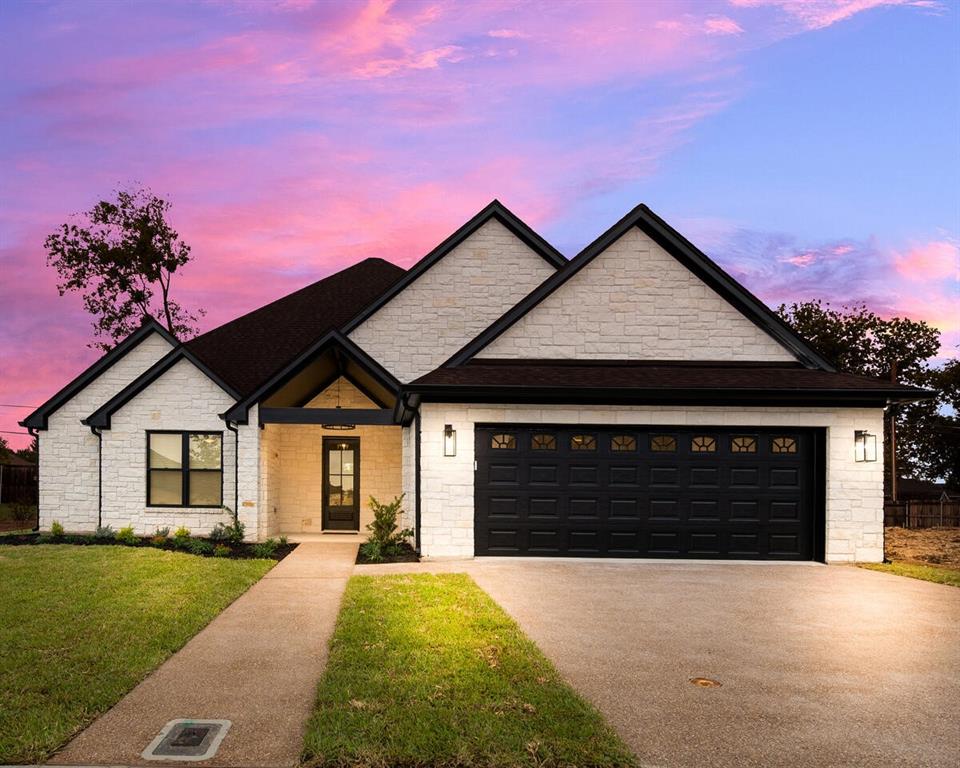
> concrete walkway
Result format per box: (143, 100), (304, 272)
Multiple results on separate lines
(51, 542), (357, 768)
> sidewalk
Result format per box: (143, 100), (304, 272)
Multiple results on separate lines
(50, 541), (357, 767)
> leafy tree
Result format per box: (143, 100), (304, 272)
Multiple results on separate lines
(778, 300), (956, 488)
(45, 186), (204, 350)
(15, 436), (38, 464)
(0, 435), (10, 461)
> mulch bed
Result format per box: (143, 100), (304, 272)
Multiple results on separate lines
(355, 541), (420, 564)
(0, 532), (298, 561)
(885, 526), (960, 569)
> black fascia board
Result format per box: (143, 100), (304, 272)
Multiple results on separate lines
(404, 384), (933, 408)
(21, 317), (179, 430)
(443, 203), (836, 371)
(340, 200), (566, 335)
(225, 330), (401, 424)
(83, 346), (241, 430)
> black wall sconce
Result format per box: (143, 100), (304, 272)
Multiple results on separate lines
(443, 424), (457, 457)
(854, 430), (877, 462)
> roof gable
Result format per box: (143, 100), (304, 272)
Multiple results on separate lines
(340, 200), (567, 335)
(445, 204), (835, 371)
(21, 317), (178, 430)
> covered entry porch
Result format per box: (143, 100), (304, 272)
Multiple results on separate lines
(224, 332), (415, 540)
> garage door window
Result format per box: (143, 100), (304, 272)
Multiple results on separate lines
(531, 434), (557, 450)
(731, 436), (757, 453)
(611, 435), (637, 452)
(491, 433), (516, 449)
(651, 435), (677, 452)
(691, 436), (717, 453)
(772, 436), (798, 454)
(570, 435), (597, 451)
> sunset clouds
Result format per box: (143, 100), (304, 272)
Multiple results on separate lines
(1, 0), (957, 446)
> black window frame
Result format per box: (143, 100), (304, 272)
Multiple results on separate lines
(146, 430), (224, 508)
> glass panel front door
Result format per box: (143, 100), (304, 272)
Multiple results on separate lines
(322, 437), (360, 530)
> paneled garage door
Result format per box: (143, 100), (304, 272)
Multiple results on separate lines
(475, 425), (822, 560)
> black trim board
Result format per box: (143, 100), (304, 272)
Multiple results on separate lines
(21, 317), (179, 430)
(443, 203), (835, 371)
(340, 200), (567, 335)
(403, 384), (918, 408)
(84, 346), (241, 430)
(259, 407), (396, 425)
(225, 330), (401, 424)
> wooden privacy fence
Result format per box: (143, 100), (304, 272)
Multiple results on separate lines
(0, 463), (38, 506)
(885, 500), (960, 528)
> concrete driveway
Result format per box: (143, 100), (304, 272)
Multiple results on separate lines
(463, 560), (960, 768)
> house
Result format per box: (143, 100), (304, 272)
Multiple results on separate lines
(21, 201), (930, 562)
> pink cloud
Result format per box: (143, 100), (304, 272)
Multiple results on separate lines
(729, 0), (944, 30)
(894, 240), (959, 281)
(704, 16), (745, 35)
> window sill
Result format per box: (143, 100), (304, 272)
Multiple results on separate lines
(144, 507), (231, 514)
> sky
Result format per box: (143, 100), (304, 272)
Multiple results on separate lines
(1, 0), (958, 448)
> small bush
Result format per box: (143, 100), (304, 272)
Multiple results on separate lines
(278, 534), (288, 547)
(94, 525), (115, 540)
(359, 494), (412, 563)
(213, 544), (231, 558)
(115, 525), (138, 546)
(151, 526), (170, 546)
(210, 519), (245, 546)
(188, 538), (213, 556)
(251, 538), (278, 559)
(50, 521), (65, 540)
(172, 526), (191, 550)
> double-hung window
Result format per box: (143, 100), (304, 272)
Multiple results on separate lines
(147, 432), (223, 507)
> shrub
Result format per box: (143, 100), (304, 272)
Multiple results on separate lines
(151, 526), (170, 546)
(50, 521), (65, 540)
(188, 538), (213, 556)
(172, 526), (191, 550)
(115, 525), (138, 545)
(359, 494), (412, 563)
(94, 525), (115, 540)
(210, 519), (245, 546)
(278, 534), (288, 547)
(213, 544), (231, 558)
(251, 538), (278, 559)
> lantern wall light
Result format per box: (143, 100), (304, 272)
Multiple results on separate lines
(854, 430), (877, 462)
(443, 424), (457, 457)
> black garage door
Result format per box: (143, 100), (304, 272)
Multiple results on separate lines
(475, 425), (822, 560)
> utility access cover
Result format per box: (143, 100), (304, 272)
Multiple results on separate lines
(142, 719), (231, 762)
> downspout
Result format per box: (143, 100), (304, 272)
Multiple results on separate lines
(226, 421), (239, 523)
(414, 409), (421, 554)
(91, 426), (103, 529)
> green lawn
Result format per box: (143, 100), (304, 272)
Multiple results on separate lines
(303, 573), (635, 768)
(860, 561), (960, 587)
(0, 544), (274, 764)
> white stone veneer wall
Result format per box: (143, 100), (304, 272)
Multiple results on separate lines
(348, 218), (558, 382)
(479, 227), (796, 361)
(38, 332), (174, 532)
(100, 358), (260, 538)
(418, 402), (885, 563)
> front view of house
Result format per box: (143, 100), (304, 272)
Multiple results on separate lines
(23, 201), (928, 562)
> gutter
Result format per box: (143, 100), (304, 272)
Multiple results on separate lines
(91, 426), (102, 529)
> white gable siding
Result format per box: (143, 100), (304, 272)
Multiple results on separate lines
(478, 227), (796, 361)
(348, 218), (557, 382)
(38, 332), (174, 532)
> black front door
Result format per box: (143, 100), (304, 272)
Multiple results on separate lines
(322, 437), (360, 531)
